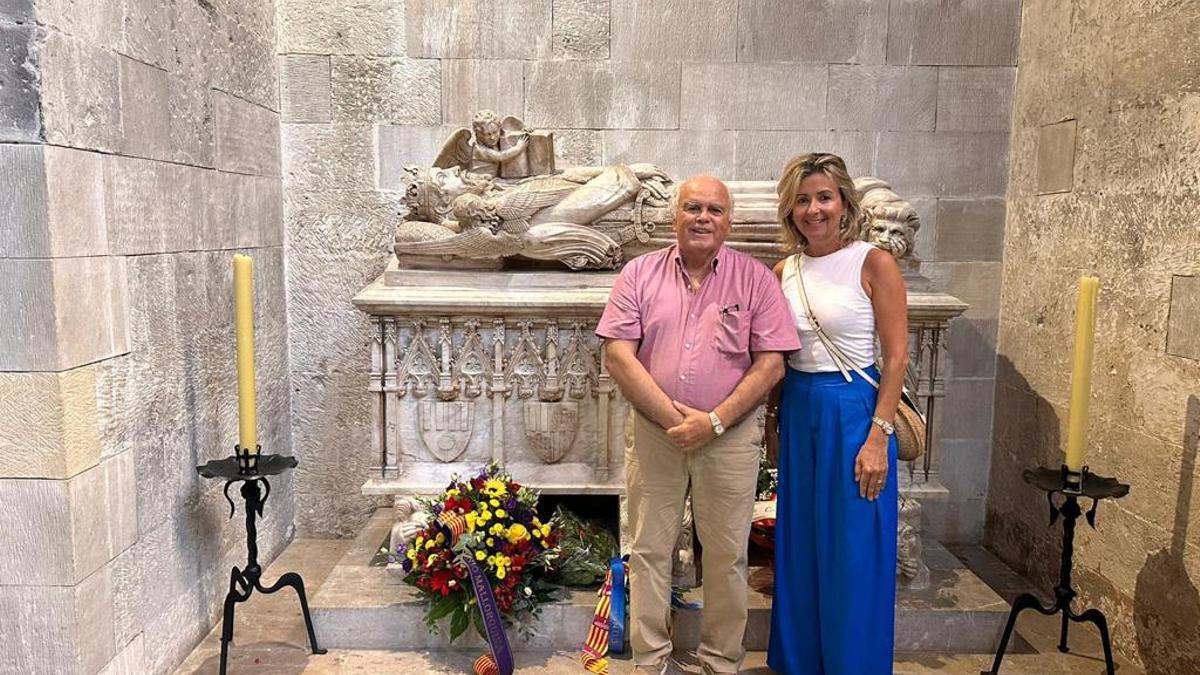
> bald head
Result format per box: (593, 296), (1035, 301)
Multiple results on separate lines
(672, 175), (733, 266)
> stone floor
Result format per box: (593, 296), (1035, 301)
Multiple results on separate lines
(174, 536), (1143, 674)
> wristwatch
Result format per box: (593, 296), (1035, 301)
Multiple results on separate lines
(871, 416), (895, 435)
(708, 411), (725, 436)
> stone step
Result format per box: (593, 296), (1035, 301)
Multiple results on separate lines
(311, 510), (1009, 654)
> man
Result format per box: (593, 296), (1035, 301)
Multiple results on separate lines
(596, 176), (800, 674)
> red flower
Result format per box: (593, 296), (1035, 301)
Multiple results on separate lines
(430, 569), (457, 596)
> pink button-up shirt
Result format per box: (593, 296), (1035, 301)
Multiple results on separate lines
(596, 245), (801, 411)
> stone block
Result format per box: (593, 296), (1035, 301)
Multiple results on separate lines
(0, 584), (81, 673)
(0, 145), (109, 257)
(407, 0), (552, 59)
(601, 130), (736, 183)
(1037, 119), (1077, 195)
(167, 0), (218, 167)
(737, 0), (887, 64)
(330, 56), (441, 125)
(104, 155), (202, 254)
(553, 0), (609, 59)
(875, 131), (1010, 197)
(1167, 276), (1200, 360)
(939, 376), (996, 442)
(222, 0), (275, 41)
(234, 175), (284, 248)
(0, 257), (128, 372)
(828, 65), (937, 131)
(278, 0), (407, 55)
(281, 54), (331, 123)
(0, 367), (101, 479)
(119, 56), (172, 161)
(525, 60), (680, 129)
(38, 30), (122, 152)
(292, 371), (379, 536)
(945, 317), (998, 379)
(734, 130), (879, 181)
(212, 18), (278, 112)
(43, 146), (108, 257)
(907, 196), (937, 262)
(122, 0), (172, 68)
(0, 143), (48, 256)
(35, 0), (122, 51)
(282, 123), (377, 191)
(934, 197), (1006, 261)
(287, 249), (389, 375)
(922, 260), (1002, 320)
(680, 63), (826, 130)
(936, 66), (1016, 132)
(0, 478), (73, 584)
(0, 0), (33, 22)
(214, 90), (280, 176)
(551, 128), (602, 167)
(0, 22), (40, 142)
(377, 125), (451, 191)
(441, 59), (524, 126)
(286, 190), (396, 255)
(611, 0), (735, 62)
(887, 0), (1021, 66)
(938, 438), (992, 500)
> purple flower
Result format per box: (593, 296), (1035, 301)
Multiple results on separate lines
(432, 503), (443, 515)
(504, 497), (517, 511)
(402, 558), (413, 572)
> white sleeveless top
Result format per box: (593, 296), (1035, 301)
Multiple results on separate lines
(781, 240), (877, 372)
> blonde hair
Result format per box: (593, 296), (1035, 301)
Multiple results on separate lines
(776, 153), (866, 253)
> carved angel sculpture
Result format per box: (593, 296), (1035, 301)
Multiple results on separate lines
(434, 110), (553, 179)
(395, 163), (672, 270)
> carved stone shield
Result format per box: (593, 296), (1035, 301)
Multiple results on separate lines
(418, 400), (474, 462)
(522, 401), (579, 464)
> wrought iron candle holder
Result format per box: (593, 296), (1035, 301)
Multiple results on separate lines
(983, 464), (1130, 675)
(196, 448), (326, 674)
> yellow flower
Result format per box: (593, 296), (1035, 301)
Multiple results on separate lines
(484, 478), (507, 497)
(446, 488), (460, 497)
(489, 498), (500, 507)
(435, 532), (445, 544)
(475, 550), (486, 561)
(496, 568), (506, 580)
(486, 537), (495, 547)
(495, 508), (507, 518)
(506, 524), (529, 544)
(406, 548), (417, 560)
(540, 524), (551, 537)
(424, 539), (435, 550)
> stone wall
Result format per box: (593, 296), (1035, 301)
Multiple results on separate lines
(278, 0), (1022, 539)
(987, 1), (1200, 670)
(0, 1), (288, 673)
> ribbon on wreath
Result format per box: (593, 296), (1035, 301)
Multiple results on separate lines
(435, 511), (515, 675)
(581, 556), (629, 674)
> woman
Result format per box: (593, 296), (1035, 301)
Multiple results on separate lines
(765, 153), (908, 674)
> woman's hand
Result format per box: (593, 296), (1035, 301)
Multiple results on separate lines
(854, 428), (890, 501)
(764, 419), (780, 467)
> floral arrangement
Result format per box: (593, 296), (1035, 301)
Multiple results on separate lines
(394, 463), (563, 641)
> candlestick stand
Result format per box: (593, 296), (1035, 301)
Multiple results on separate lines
(982, 465), (1129, 675)
(197, 448), (326, 675)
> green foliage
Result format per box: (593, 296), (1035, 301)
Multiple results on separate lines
(548, 505), (619, 587)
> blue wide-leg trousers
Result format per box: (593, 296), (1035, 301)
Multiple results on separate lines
(767, 366), (898, 674)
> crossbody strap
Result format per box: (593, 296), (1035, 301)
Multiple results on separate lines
(790, 254), (880, 390)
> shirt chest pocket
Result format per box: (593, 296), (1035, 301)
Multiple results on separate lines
(712, 306), (750, 356)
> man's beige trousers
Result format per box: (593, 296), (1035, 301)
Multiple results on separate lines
(626, 412), (760, 673)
